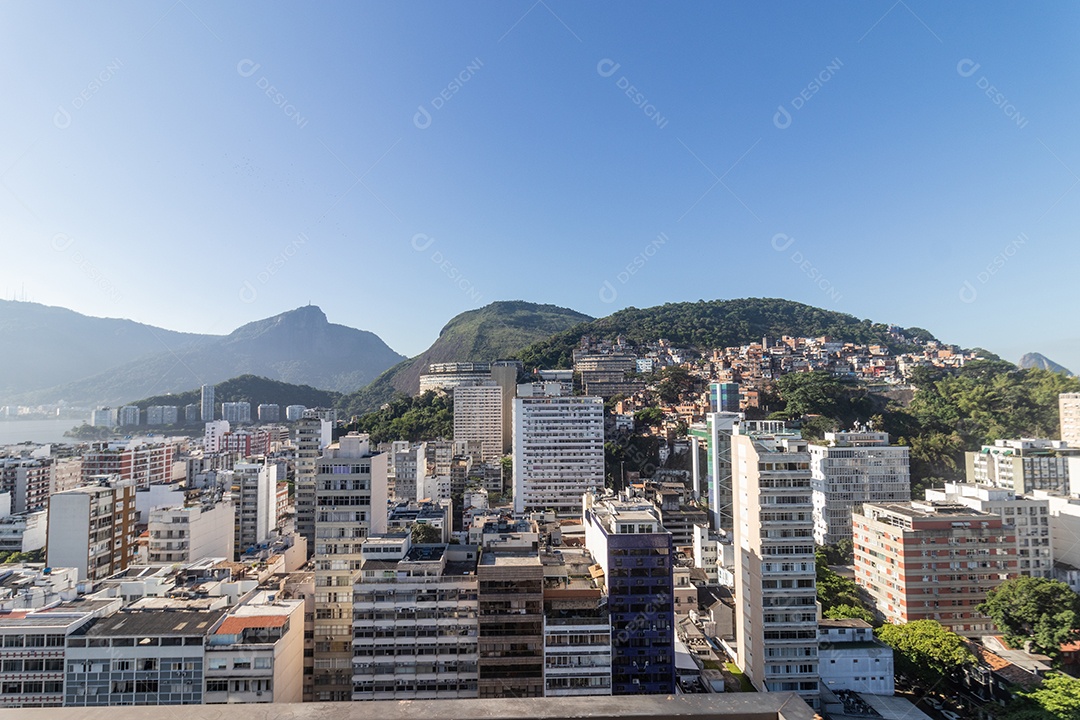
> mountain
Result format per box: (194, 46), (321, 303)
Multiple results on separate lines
(516, 297), (935, 369)
(1018, 352), (1073, 376)
(7, 305), (404, 406)
(338, 301), (594, 416)
(0, 300), (216, 400)
(133, 375), (340, 415)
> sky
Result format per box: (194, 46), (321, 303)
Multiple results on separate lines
(2, 2), (1079, 369)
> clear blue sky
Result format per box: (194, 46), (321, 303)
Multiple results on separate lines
(2, 2), (1079, 369)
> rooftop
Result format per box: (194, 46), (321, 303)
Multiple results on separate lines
(0, 693), (816, 720)
(215, 614), (288, 635)
(77, 610), (225, 637)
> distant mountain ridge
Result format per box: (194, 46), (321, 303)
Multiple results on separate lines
(338, 301), (594, 416)
(3, 303), (404, 406)
(1018, 352), (1073, 376)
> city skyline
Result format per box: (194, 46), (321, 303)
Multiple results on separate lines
(2, 3), (1078, 369)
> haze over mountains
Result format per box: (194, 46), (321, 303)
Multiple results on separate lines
(3, 298), (1071, 413)
(0, 301), (404, 407)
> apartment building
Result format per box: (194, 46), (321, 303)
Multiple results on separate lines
(852, 501), (1016, 637)
(293, 411), (332, 555)
(966, 438), (1076, 494)
(146, 498), (234, 565)
(352, 535), (480, 700)
(204, 591), (305, 704)
(817, 619), (894, 696)
(732, 421), (818, 709)
(221, 402), (252, 425)
(312, 433), (388, 701)
(512, 388), (604, 515)
(1061, 392), (1080, 447)
(0, 456), (54, 513)
(476, 552), (545, 698)
(47, 477), (138, 583)
(809, 431), (911, 546)
(584, 495), (675, 695)
(0, 609), (97, 708)
(230, 462), (277, 557)
(924, 483), (1052, 578)
(80, 442), (176, 490)
(454, 384), (504, 464)
(541, 547), (612, 696)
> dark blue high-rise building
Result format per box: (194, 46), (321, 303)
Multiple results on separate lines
(709, 382), (740, 414)
(584, 498), (675, 695)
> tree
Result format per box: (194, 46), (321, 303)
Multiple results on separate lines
(410, 523), (442, 544)
(816, 548), (864, 611)
(875, 620), (975, 687)
(633, 407), (664, 427)
(977, 577), (1080, 657)
(824, 604), (876, 624)
(998, 673), (1080, 720)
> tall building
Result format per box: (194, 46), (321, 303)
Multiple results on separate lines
(47, 476), (138, 582)
(709, 382), (740, 413)
(146, 405), (178, 426)
(454, 384), (504, 464)
(732, 422), (818, 709)
(809, 431), (911, 546)
(583, 494), (675, 695)
(80, 442), (176, 490)
(118, 405), (140, 427)
(0, 456), (54, 513)
(512, 388), (604, 515)
(294, 411), (332, 554)
(312, 434), (388, 702)
(852, 501), (1016, 636)
(689, 411), (740, 533)
(257, 403), (280, 422)
(201, 384), (215, 422)
(966, 438), (1076, 495)
(419, 362), (493, 393)
(183, 403), (201, 425)
(490, 361), (521, 455)
(541, 547), (612, 696)
(90, 408), (114, 427)
(221, 402), (252, 424)
(353, 535), (479, 700)
(230, 462), (278, 556)
(1061, 392), (1080, 447)
(285, 404), (307, 421)
(925, 483), (1052, 578)
(203, 420), (231, 454)
(477, 552), (545, 698)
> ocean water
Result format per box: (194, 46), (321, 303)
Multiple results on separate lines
(0, 418), (85, 446)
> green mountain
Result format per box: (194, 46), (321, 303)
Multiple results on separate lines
(1018, 352), (1073, 376)
(516, 298), (935, 369)
(338, 301), (593, 416)
(132, 375), (340, 418)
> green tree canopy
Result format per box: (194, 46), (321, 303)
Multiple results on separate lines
(875, 620), (975, 687)
(410, 523), (442, 544)
(816, 547), (864, 611)
(976, 577), (1080, 657)
(823, 604), (876, 624)
(997, 673), (1080, 720)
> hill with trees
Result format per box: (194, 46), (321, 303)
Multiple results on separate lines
(515, 298), (934, 369)
(130, 375), (340, 418)
(338, 301), (592, 416)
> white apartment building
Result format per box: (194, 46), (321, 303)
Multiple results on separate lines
(204, 591), (305, 704)
(809, 431), (911, 546)
(221, 402), (252, 424)
(818, 619), (894, 696)
(146, 406), (178, 426)
(118, 405), (140, 427)
(146, 499), (235, 565)
(203, 420), (231, 454)
(230, 462), (277, 556)
(924, 482), (1052, 577)
(732, 421), (818, 709)
(454, 384), (504, 464)
(1061, 392), (1080, 448)
(966, 438), (1076, 494)
(352, 535), (480, 700)
(47, 477), (138, 583)
(512, 389), (604, 515)
(201, 384), (215, 422)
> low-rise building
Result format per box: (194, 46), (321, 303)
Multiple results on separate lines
(818, 619), (894, 696)
(540, 547), (611, 696)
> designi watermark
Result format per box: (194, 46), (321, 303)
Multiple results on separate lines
(599, 232), (669, 303)
(771, 233), (842, 304)
(54, 59), (123, 130)
(239, 233), (309, 303)
(411, 233), (482, 302)
(237, 59), (309, 129)
(413, 59), (484, 130)
(958, 232), (1028, 304)
(773, 58), (843, 130)
(597, 59), (669, 129)
(957, 59), (1028, 130)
